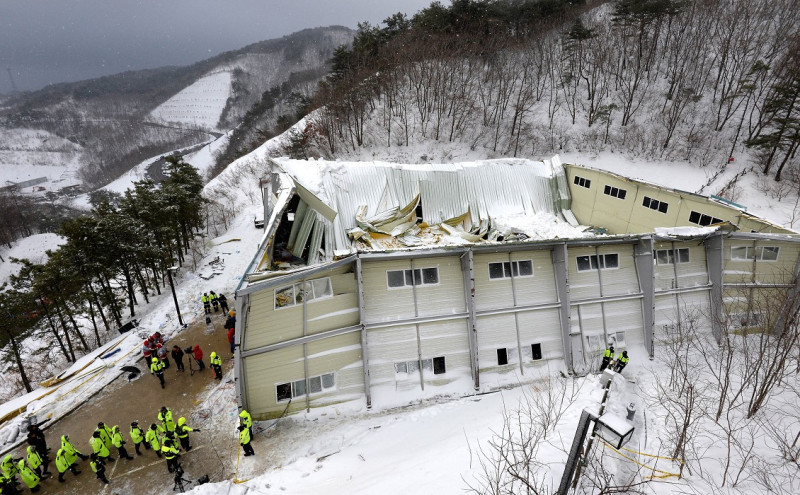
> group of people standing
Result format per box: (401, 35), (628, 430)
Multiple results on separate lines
(599, 344), (630, 374)
(143, 331), (226, 387)
(201, 291), (228, 315)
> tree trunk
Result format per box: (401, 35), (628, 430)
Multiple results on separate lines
(6, 330), (32, 393)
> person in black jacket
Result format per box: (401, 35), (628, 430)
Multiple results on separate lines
(171, 345), (185, 372)
(218, 293), (229, 314)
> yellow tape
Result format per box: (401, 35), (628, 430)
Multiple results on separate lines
(599, 440), (682, 479)
(620, 445), (684, 464)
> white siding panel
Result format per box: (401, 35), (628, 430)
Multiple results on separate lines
(416, 256), (466, 317)
(603, 299), (644, 346)
(568, 246), (602, 300)
(362, 260), (417, 322)
(518, 309), (563, 363)
(243, 346), (304, 419)
(598, 244), (639, 296)
(474, 253), (515, 311)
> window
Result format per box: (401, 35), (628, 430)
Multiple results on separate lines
(731, 246), (780, 261)
(488, 260), (534, 279)
(276, 373), (336, 402)
(531, 343), (542, 361)
(642, 196), (669, 213)
(497, 348), (508, 365)
(729, 312), (764, 329)
(387, 267), (439, 288)
(433, 356), (446, 375)
(573, 175), (591, 188)
(576, 253), (619, 272)
(654, 248), (690, 265)
(394, 357), (446, 375)
(274, 277), (333, 308)
(603, 185), (627, 200)
(688, 210), (723, 226)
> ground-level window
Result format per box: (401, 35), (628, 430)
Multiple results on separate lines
(275, 277), (333, 309)
(654, 248), (690, 265)
(531, 343), (542, 360)
(603, 185), (627, 200)
(731, 246), (779, 261)
(642, 196), (669, 213)
(387, 267), (439, 288)
(576, 253), (619, 272)
(688, 210), (722, 226)
(728, 312), (765, 330)
(395, 357), (446, 376)
(573, 175), (591, 188)
(488, 260), (533, 279)
(276, 373), (335, 402)
(497, 348), (508, 365)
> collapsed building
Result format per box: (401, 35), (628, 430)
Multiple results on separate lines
(233, 156), (800, 419)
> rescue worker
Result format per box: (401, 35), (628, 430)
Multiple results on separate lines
(61, 434), (88, 462)
(239, 409), (253, 438)
(16, 460), (39, 492)
(142, 337), (155, 362)
(90, 431), (113, 463)
(171, 345), (185, 372)
(209, 291), (219, 312)
(26, 424), (50, 477)
(145, 424), (164, 458)
(129, 421), (147, 455)
(25, 440), (46, 478)
(95, 422), (114, 454)
(600, 344), (614, 371)
(161, 437), (181, 473)
(238, 425), (254, 457)
(201, 293), (210, 314)
(1, 453), (18, 479)
(0, 471), (20, 495)
(158, 406), (176, 433)
(175, 417), (198, 451)
(55, 447), (80, 483)
(615, 350), (629, 373)
(210, 351), (223, 380)
(151, 357), (166, 389)
(218, 293), (229, 313)
(192, 345), (205, 371)
(89, 454), (109, 485)
(111, 426), (133, 460)
(224, 310), (236, 332)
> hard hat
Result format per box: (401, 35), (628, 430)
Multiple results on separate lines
(178, 417), (186, 426)
(229, 310), (236, 316)
(152, 357), (158, 363)
(210, 352), (216, 359)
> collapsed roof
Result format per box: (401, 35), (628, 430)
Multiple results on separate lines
(254, 157), (590, 272)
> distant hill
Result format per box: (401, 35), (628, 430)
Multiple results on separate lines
(0, 26), (353, 188)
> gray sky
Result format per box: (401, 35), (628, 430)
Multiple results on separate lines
(0, 0), (433, 93)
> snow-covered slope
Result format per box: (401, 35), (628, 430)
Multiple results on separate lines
(0, 128), (82, 189)
(148, 70), (232, 131)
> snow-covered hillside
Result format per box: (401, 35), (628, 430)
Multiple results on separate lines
(148, 70), (232, 131)
(0, 128), (82, 189)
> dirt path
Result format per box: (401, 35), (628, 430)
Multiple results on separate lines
(8, 311), (244, 494)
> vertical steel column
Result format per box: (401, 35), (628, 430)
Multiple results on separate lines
(705, 234), (725, 342)
(410, 258), (424, 391)
(633, 238), (655, 358)
(552, 243), (574, 373)
(302, 278), (310, 412)
(356, 257), (372, 408)
(594, 246), (609, 343)
(509, 252), (524, 375)
(775, 250), (800, 335)
(460, 250), (480, 390)
(234, 293), (247, 411)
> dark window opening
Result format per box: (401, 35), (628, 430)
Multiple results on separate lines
(497, 348), (508, 365)
(531, 343), (542, 360)
(276, 383), (291, 401)
(415, 198), (424, 224)
(433, 356), (446, 375)
(574, 176), (591, 188)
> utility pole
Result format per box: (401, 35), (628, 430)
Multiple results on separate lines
(167, 267), (186, 327)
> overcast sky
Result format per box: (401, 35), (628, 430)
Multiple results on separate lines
(0, 0), (433, 94)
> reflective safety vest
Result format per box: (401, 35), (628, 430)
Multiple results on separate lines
(26, 446), (42, 470)
(209, 293), (218, 302)
(61, 435), (81, 465)
(210, 353), (222, 367)
(90, 459), (103, 473)
(1, 454), (17, 477)
(158, 409), (175, 432)
(239, 410), (252, 429)
(145, 427), (163, 450)
(112, 428), (125, 448)
(150, 360), (165, 374)
(17, 460), (39, 489)
(91, 436), (110, 457)
(239, 428), (251, 446)
(175, 423), (193, 439)
(201, 295), (209, 303)
(603, 348), (613, 359)
(55, 448), (71, 474)
(130, 425), (144, 444)
(161, 442), (179, 460)
(96, 425), (113, 449)
(617, 353), (629, 365)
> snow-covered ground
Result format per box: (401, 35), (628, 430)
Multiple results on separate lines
(0, 128), (83, 191)
(0, 233), (65, 283)
(148, 70), (232, 131)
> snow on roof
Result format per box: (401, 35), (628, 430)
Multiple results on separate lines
(274, 157), (591, 255)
